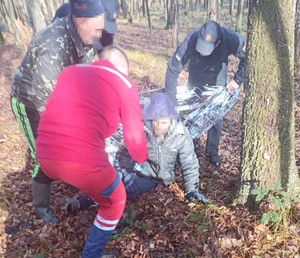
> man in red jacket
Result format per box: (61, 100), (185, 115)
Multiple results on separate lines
(36, 45), (148, 257)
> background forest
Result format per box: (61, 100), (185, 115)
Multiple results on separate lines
(0, 0), (300, 257)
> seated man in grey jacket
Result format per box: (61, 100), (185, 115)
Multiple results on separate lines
(118, 92), (207, 203)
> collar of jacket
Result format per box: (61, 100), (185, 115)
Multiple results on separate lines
(66, 15), (94, 59)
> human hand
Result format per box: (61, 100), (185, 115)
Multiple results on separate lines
(185, 191), (208, 203)
(226, 80), (240, 91)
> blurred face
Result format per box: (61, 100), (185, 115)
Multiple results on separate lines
(75, 14), (104, 45)
(152, 118), (172, 136)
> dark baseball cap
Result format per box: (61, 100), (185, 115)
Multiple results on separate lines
(69, 0), (104, 18)
(196, 20), (221, 56)
(101, 0), (118, 34)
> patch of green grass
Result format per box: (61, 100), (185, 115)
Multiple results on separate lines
(126, 49), (168, 88)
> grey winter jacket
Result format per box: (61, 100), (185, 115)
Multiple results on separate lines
(119, 120), (200, 193)
(12, 15), (94, 114)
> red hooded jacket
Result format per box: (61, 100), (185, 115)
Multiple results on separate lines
(36, 59), (148, 166)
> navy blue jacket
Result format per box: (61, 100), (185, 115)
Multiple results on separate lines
(165, 26), (246, 105)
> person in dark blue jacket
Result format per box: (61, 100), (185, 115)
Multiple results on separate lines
(165, 20), (246, 166)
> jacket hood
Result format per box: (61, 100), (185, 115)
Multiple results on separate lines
(143, 93), (178, 120)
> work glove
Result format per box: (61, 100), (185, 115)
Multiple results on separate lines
(185, 190), (208, 203)
(117, 146), (136, 170)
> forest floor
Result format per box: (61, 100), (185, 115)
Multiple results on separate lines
(0, 14), (300, 258)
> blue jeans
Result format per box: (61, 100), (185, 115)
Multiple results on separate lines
(123, 171), (157, 199)
(82, 224), (113, 258)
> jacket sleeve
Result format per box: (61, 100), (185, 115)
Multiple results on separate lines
(120, 85), (148, 164)
(227, 31), (246, 85)
(233, 33), (246, 85)
(31, 49), (66, 115)
(178, 126), (200, 193)
(116, 143), (136, 170)
(165, 30), (194, 106)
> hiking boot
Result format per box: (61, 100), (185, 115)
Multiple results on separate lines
(32, 181), (59, 223)
(206, 152), (221, 166)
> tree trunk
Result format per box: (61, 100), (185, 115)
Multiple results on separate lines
(208, 0), (217, 21)
(236, 0), (244, 33)
(229, 0), (235, 15)
(295, 0), (300, 69)
(145, 0), (152, 35)
(196, 0), (201, 12)
(1, 0), (22, 42)
(0, 29), (4, 43)
(173, 0), (179, 47)
(183, 0), (187, 15)
(25, 0), (46, 34)
(166, 0), (174, 29)
(121, 0), (133, 22)
(234, 0), (300, 206)
(204, 0), (208, 10)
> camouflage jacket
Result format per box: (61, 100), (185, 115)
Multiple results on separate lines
(12, 15), (94, 114)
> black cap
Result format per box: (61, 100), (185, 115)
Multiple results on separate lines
(196, 20), (220, 56)
(69, 0), (104, 18)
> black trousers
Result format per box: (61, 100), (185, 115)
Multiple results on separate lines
(206, 118), (223, 154)
(11, 97), (53, 184)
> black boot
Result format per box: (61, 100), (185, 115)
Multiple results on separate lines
(32, 181), (59, 223)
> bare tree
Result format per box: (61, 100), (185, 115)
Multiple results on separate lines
(208, 0), (218, 21)
(196, 0), (201, 12)
(1, 0), (25, 42)
(236, 0), (244, 33)
(121, 0), (133, 22)
(229, 0), (235, 15)
(173, 0), (179, 47)
(295, 0), (300, 68)
(145, 0), (152, 35)
(25, 0), (46, 34)
(166, 0), (174, 29)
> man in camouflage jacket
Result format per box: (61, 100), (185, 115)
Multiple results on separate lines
(10, 0), (105, 223)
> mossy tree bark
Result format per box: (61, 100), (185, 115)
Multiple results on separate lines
(295, 0), (300, 69)
(236, 0), (244, 33)
(234, 0), (300, 206)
